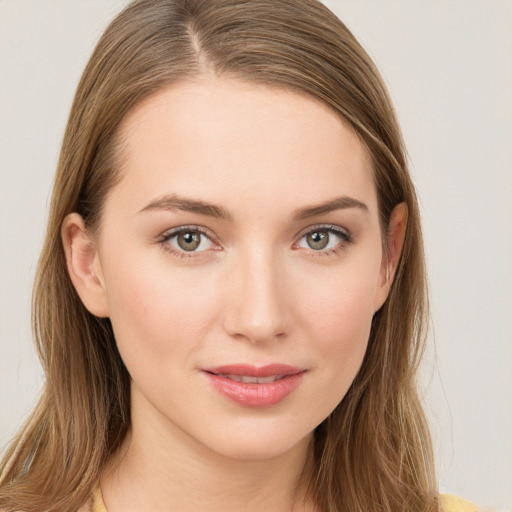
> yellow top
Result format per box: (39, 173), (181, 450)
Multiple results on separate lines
(85, 485), (478, 512)
(91, 485), (106, 512)
(441, 495), (479, 512)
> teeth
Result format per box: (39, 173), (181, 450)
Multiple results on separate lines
(220, 374), (282, 384)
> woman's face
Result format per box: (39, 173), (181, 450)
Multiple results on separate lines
(76, 79), (393, 460)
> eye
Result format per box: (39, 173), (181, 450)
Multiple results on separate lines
(296, 226), (352, 253)
(162, 227), (215, 254)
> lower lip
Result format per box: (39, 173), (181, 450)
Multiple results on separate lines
(204, 372), (305, 408)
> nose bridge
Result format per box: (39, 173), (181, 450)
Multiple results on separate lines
(223, 244), (289, 343)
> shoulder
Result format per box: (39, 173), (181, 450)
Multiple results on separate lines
(441, 495), (479, 512)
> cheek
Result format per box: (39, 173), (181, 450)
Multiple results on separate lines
(295, 259), (380, 393)
(309, 283), (374, 369)
(299, 257), (378, 342)
(102, 255), (222, 368)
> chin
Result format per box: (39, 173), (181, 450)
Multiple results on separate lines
(194, 422), (314, 462)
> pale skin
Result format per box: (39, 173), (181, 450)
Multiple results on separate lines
(62, 78), (407, 512)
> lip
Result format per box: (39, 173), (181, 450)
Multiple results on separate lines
(202, 364), (306, 408)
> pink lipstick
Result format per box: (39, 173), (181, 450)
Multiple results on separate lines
(202, 364), (306, 408)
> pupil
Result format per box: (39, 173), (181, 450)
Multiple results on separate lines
(178, 232), (200, 251)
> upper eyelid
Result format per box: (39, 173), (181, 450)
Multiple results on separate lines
(160, 223), (350, 235)
(160, 225), (216, 241)
(295, 223), (352, 240)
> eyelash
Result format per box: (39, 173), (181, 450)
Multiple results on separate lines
(157, 225), (219, 259)
(157, 224), (354, 259)
(294, 224), (354, 257)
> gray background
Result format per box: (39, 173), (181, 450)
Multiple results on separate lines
(1, 1), (511, 508)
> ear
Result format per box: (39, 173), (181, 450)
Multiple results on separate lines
(373, 202), (408, 312)
(61, 213), (109, 317)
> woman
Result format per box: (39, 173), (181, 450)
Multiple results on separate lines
(0, 1), (476, 511)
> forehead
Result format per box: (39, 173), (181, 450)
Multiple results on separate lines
(111, 78), (377, 217)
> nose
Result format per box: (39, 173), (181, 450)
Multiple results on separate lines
(222, 247), (290, 344)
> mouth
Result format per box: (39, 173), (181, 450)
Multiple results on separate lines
(210, 373), (289, 384)
(203, 363), (305, 382)
(202, 364), (306, 408)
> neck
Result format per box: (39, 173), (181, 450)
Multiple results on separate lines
(100, 390), (316, 512)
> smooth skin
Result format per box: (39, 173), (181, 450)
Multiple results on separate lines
(62, 78), (407, 512)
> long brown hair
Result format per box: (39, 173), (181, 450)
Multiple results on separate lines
(0, 1), (437, 510)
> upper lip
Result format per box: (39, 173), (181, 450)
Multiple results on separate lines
(203, 364), (306, 377)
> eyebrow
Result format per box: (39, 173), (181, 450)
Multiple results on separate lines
(139, 194), (233, 220)
(139, 193), (368, 221)
(292, 196), (368, 220)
